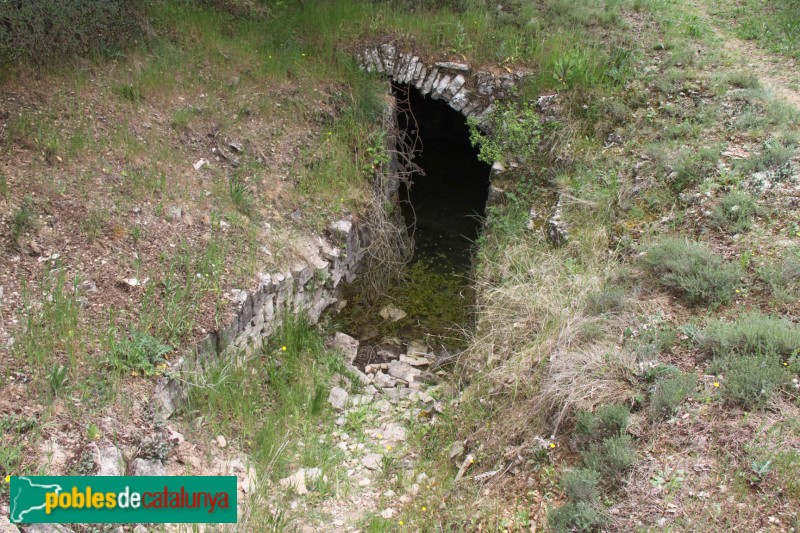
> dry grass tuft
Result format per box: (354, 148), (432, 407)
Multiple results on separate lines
(458, 224), (638, 439)
(538, 343), (638, 432)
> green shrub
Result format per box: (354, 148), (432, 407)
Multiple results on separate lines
(0, 0), (144, 66)
(697, 312), (800, 360)
(642, 239), (742, 306)
(713, 354), (788, 409)
(575, 404), (630, 444)
(548, 501), (605, 533)
(669, 146), (720, 191)
(562, 468), (601, 504)
(649, 372), (696, 419)
(586, 286), (626, 315)
(581, 434), (637, 481)
(468, 100), (541, 172)
(712, 190), (758, 233)
(759, 247), (800, 301)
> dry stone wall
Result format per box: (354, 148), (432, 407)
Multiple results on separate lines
(153, 217), (369, 419)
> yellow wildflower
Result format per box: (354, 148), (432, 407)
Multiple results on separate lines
(713, 382), (720, 388)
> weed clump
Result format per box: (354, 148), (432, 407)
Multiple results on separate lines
(712, 190), (759, 233)
(759, 247), (800, 302)
(699, 313), (799, 409)
(228, 175), (254, 216)
(548, 501), (606, 533)
(630, 324), (677, 365)
(697, 312), (800, 360)
(581, 434), (637, 481)
(106, 329), (171, 376)
(669, 146), (720, 191)
(562, 468), (601, 503)
(113, 83), (143, 103)
(575, 404), (629, 444)
(11, 199), (36, 244)
(642, 239), (741, 306)
(649, 372), (696, 419)
(724, 71), (761, 89)
(712, 354), (788, 409)
(550, 405), (634, 531)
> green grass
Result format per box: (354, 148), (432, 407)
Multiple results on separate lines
(712, 0), (800, 60)
(112, 83), (143, 103)
(16, 269), (83, 394)
(11, 197), (36, 244)
(186, 315), (351, 482)
(82, 207), (109, 241)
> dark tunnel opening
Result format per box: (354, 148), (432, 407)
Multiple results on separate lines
(393, 83), (492, 270)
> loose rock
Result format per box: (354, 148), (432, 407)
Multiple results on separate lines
(379, 304), (407, 322)
(131, 458), (166, 476)
(328, 387), (349, 410)
(362, 453), (383, 471)
(330, 332), (359, 363)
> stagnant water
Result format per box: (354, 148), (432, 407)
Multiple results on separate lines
(338, 84), (491, 364)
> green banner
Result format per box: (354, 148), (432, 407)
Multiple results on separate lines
(8, 476), (237, 524)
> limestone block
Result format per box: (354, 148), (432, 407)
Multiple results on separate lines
(394, 53), (410, 79)
(412, 64), (426, 88)
(460, 100), (482, 117)
(434, 61), (469, 71)
(421, 68), (439, 94)
(448, 88), (470, 112)
(403, 57), (419, 84)
(431, 74), (451, 100)
(442, 74), (466, 100)
(368, 48), (382, 73)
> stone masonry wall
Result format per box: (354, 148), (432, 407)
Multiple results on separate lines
(152, 217), (369, 419)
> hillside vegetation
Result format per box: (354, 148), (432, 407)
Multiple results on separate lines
(1, 0), (799, 531)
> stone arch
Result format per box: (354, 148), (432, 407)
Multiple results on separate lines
(356, 43), (528, 125)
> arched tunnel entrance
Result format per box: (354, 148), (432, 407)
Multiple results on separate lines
(338, 82), (492, 360)
(394, 83), (491, 269)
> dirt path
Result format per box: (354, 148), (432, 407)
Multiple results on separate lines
(692, 0), (800, 109)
